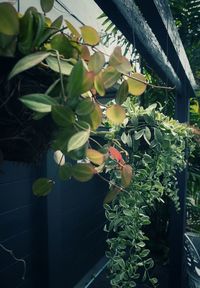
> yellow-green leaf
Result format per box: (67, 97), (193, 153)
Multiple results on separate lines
(65, 19), (80, 38)
(80, 25), (100, 46)
(116, 80), (129, 105)
(80, 103), (102, 130)
(86, 149), (105, 165)
(127, 73), (147, 96)
(109, 46), (132, 74)
(0, 3), (19, 36)
(102, 66), (121, 89)
(72, 163), (94, 182)
(121, 164), (133, 187)
(9, 51), (50, 79)
(46, 56), (73, 75)
(94, 72), (105, 96)
(40, 0), (54, 13)
(88, 51), (105, 74)
(20, 93), (58, 112)
(68, 129), (90, 152)
(33, 178), (54, 196)
(106, 104), (126, 125)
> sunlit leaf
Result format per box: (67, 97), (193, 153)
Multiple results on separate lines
(33, 178), (54, 196)
(67, 60), (84, 99)
(53, 150), (65, 166)
(72, 163), (95, 182)
(46, 56), (73, 75)
(52, 105), (75, 126)
(68, 129), (90, 152)
(108, 146), (123, 162)
(80, 25), (100, 46)
(0, 3), (19, 36)
(94, 72), (105, 96)
(127, 73), (147, 96)
(109, 46), (132, 74)
(106, 104), (126, 125)
(20, 93), (58, 112)
(76, 98), (95, 116)
(121, 164), (133, 187)
(65, 19), (80, 38)
(50, 34), (73, 59)
(104, 187), (120, 204)
(9, 51), (50, 79)
(116, 80), (128, 105)
(88, 51), (105, 74)
(102, 66), (121, 89)
(86, 149), (105, 165)
(59, 163), (72, 180)
(40, 0), (54, 13)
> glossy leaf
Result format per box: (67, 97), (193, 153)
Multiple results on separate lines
(104, 188), (120, 204)
(102, 66), (121, 89)
(53, 150), (65, 166)
(46, 56), (73, 75)
(127, 73), (147, 96)
(86, 149), (105, 165)
(94, 72), (105, 96)
(65, 20), (80, 38)
(9, 51), (50, 79)
(109, 147), (123, 162)
(76, 98), (95, 116)
(121, 164), (133, 187)
(72, 163), (94, 182)
(68, 129), (90, 152)
(88, 51), (105, 74)
(40, 0), (54, 13)
(67, 60), (84, 99)
(106, 104), (126, 125)
(50, 34), (73, 59)
(0, 3), (19, 36)
(20, 93), (58, 112)
(80, 25), (100, 46)
(52, 105), (75, 126)
(59, 163), (72, 180)
(33, 178), (54, 196)
(116, 80), (129, 105)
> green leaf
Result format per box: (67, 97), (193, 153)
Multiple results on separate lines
(75, 98), (95, 116)
(8, 51), (50, 79)
(102, 66), (121, 89)
(72, 163), (94, 182)
(94, 72), (105, 96)
(51, 15), (63, 29)
(144, 126), (151, 141)
(50, 34), (73, 59)
(79, 103), (102, 130)
(59, 163), (72, 180)
(86, 149), (105, 165)
(67, 60), (84, 99)
(52, 105), (75, 126)
(40, 0), (54, 13)
(46, 56), (73, 75)
(68, 129), (90, 152)
(103, 188), (120, 204)
(88, 51), (105, 74)
(106, 104), (126, 125)
(32, 178), (54, 196)
(65, 20), (80, 38)
(0, 3), (19, 36)
(80, 25), (100, 45)
(135, 129), (144, 140)
(20, 93), (58, 112)
(116, 80), (128, 105)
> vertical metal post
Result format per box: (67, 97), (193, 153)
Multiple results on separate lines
(169, 83), (189, 288)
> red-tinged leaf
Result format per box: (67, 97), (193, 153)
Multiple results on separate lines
(109, 146), (123, 162)
(116, 80), (129, 105)
(106, 104), (126, 125)
(103, 187), (120, 204)
(80, 45), (90, 61)
(72, 163), (95, 182)
(127, 72), (147, 96)
(86, 149), (105, 165)
(121, 164), (133, 187)
(102, 66), (121, 89)
(82, 71), (94, 93)
(80, 25), (100, 46)
(94, 72), (105, 96)
(88, 51), (105, 74)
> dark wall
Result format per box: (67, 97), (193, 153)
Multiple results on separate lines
(0, 156), (107, 288)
